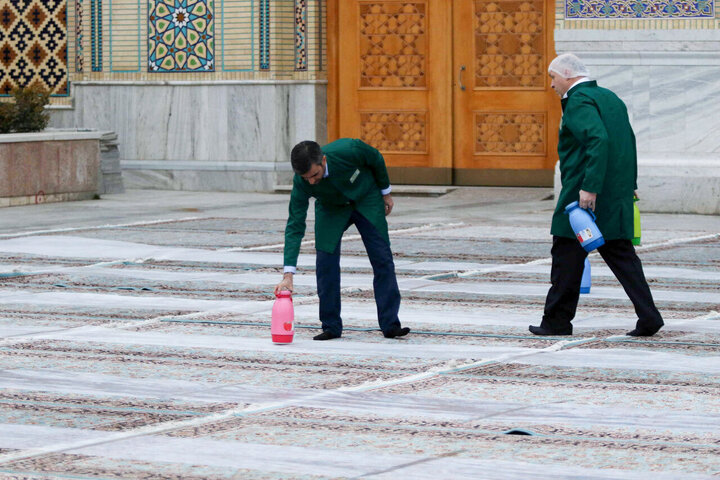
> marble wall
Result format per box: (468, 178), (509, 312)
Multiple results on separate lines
(554, 29), (720, 214)
(48, 81), (327, 191)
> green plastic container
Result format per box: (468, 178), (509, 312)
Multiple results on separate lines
(632, 196), (641, 246)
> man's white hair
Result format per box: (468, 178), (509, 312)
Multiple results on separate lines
(548, 53), (590, 79)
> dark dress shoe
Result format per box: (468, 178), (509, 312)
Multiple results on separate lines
(528, 325), (572, 336)
(383, 326), (410, 338)
(626, 325), (662, 337)
(313, 331), (341, 341)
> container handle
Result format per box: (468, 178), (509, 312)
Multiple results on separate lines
(586, 207), (597, 221)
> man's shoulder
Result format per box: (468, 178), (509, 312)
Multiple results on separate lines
(571, 83), (621, 104)
(322, 138), (359, 156)
(291, 173), (311, 195)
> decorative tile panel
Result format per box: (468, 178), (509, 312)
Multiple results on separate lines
(259, 0), (269, 69)
(359, 2), (426, 88)
(295, 0), (307, 70)
(90, 0), (102, 71)
(360, 111), (427, 152)
(314, 0), (322, 71)
(474, 0), (545, 88)
(0, 0), (68, 95)
(75, 0), (83, 72)
(148, 0), (214, 72)
(566, 0), (714, 18)
(475, 112), (545, 155)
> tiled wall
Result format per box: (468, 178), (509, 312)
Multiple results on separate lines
(556, 0), (719, 27)
(0, 0), (69, 96)
(1, 0), (326, 104)
(566, 0), (713, 19)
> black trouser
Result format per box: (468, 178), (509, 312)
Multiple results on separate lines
(542, 236), (664, 332)
(315, 210), (401, 336)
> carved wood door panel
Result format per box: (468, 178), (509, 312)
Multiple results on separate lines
(329, 0), (559, 186)
(334, 0), (453, 184)
(452, 0), (560, 185)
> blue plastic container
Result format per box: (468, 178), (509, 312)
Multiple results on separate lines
(565, 201), (605, 252)
(580, 257), (591, 294)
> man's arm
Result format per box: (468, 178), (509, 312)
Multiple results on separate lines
(275, 178), (310, 293)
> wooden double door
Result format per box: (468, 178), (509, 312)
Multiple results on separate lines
(328, 0), (560, 186)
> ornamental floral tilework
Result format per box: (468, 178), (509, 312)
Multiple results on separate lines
(148, 0), (214, 72)
(295, 0), (307, 70)
(566, 0), (714, 18)
(0, 0), (68, 95)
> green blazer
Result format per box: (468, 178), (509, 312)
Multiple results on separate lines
(552, 81), (638, 240)
(283, 138), (391, 267)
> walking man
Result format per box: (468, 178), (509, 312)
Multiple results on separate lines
(274, 138), (410, 341)
(530, 53), (664, 337)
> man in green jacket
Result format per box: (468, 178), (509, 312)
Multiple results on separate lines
(274, 139), (410, 340)
(529, 53), (664, 337)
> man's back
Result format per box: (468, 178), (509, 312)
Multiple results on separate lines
(565, 83), (637, 199)
(554, 81), (637, 240)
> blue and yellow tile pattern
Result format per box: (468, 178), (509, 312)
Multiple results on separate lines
(148, 0), (214, 72)
(566, 0), (714, 18)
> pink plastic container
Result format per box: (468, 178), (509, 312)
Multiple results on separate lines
(271, 290), (294, 344)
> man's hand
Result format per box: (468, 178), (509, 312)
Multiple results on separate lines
(579, 190), (597, 211)
(383, 193), (394, 216)
(634, 190), (639, 200)
(274, 273), (294, 296)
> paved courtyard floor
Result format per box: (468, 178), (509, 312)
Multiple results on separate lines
(0, 187), (718, 479)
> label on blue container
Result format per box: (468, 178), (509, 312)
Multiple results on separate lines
(576, 228), (594, 243)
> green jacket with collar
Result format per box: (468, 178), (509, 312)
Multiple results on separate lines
(552, 80), (637, 240)
(283, 138), (391, 267)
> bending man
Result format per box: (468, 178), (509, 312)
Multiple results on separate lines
(274, 139), (410, 341)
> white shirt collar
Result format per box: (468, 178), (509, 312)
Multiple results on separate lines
(562, 77), (591, 99)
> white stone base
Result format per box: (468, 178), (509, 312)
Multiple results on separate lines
(121, 161), (293, 192)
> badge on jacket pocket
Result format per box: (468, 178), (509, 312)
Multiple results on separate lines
(350, 169), (360, 183)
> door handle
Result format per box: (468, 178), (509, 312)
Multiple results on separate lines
(459, 65), (466, 91)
